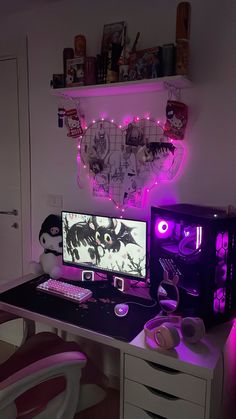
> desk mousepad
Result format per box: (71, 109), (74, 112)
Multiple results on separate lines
(0, 275), (158, 342)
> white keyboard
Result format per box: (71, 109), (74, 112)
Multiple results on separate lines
(37, 279), (92, 303)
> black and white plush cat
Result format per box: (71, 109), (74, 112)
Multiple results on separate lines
(39, 214), (63, 279)
(31, 214), (63, 279)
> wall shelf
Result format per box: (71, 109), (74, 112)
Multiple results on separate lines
(51, 75), (192, 99)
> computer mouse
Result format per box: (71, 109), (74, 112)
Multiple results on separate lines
(114, 303), (129, 318)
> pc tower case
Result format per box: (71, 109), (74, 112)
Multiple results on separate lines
(150, 204), (236, 327)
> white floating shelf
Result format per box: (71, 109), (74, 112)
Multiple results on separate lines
(51, 75), (192, 99)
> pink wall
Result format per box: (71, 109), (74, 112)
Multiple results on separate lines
(0, 0), (235, 260)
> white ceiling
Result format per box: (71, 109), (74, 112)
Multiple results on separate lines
(0, 0), (60, 16)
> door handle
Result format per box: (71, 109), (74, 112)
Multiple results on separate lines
(0, 209), (18, 216)
(11, 222), (19, 229)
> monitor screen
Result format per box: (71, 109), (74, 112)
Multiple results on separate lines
(62, 211), (147, 280)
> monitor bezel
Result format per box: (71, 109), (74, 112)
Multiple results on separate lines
(61, 210), (148, 281)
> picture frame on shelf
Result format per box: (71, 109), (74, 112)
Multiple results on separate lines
(101, 21), (125, 54)
(66, 57), (85, 87)
(128, 46), (163, 81)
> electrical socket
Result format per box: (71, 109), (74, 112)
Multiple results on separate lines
(47, 194), (63, 208)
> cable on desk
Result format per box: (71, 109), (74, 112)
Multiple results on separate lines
(120, 300), (158, 309)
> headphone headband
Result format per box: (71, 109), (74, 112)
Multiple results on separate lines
(144, 315), (181, 340)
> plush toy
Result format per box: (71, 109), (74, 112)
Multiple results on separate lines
(164, 100), (188, 140)
(30, 214), (63, 279)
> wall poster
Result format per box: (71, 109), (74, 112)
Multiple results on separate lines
(79, 118), (184, 208)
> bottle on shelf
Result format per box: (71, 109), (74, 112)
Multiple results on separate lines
(175, 2), (191, 76)
(63, 48), (74, 86)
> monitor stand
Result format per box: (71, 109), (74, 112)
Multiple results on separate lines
(106, 272), (114, 286)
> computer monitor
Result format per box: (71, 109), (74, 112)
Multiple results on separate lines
(62, 211), (147, 281)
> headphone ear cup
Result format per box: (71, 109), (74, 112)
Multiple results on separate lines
(181, 317), (205, 344)
(155, 323), (180, 349)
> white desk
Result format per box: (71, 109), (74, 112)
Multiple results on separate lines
(0, 274), (235, 419)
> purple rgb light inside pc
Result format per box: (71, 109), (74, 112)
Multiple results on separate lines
(62, 211), (147, 281)
(150, 204), (236, 326)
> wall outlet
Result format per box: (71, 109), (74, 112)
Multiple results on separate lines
(47, 194), (63, 208)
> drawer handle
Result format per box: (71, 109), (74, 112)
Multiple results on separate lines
(146, 385), (179, 401)
(146, 360), (180, 375)
(144, 409), (167, 419)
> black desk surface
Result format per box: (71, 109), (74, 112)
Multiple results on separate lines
(0, 275), (158, 342)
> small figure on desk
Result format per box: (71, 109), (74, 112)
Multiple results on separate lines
(30, 214), (63, 279)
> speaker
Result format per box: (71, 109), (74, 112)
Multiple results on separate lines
(113, 277), (131, 292)
(82, 270), (95, 281)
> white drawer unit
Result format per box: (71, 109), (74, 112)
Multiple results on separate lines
(122, 323), (236, 419)
(124, 379), (205, 419)
(125, 354), (206, 405)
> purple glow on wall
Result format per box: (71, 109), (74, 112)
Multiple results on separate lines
(155, 218), (175, 238)
(122, 115), (133, 126)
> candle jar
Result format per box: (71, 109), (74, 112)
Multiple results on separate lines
(74, 35), (86, 57)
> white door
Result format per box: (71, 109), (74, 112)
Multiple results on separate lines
(0, 41), (31, 346)
(0, 39), (31, 285)
(0, 58), (22, 281)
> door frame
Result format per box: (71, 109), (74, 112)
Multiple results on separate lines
(0, 37), (31, 277)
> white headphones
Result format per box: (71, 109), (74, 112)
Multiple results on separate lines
(144, 315), (205, 350)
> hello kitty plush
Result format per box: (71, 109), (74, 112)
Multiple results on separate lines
(30, 214), (63, 279)
(164, 100), (188, 140)
(65, 108), (83, 138)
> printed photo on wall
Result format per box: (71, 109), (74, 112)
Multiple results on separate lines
(93, 173), (109, 198)
(125, 122), (144, 147)
(123, 175), (143, 208)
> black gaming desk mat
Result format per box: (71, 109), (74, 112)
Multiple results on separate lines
(0, 275), (158, 342)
